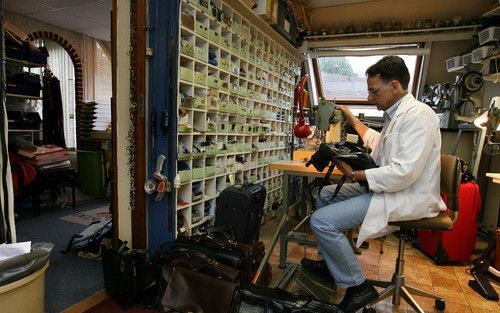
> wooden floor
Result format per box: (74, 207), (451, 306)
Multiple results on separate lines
(85, 216), (500, 313)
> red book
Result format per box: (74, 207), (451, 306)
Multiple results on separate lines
(26, 154), (69, 166)
(18, 145), (66, 159)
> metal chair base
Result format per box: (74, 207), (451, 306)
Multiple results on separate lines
(366, 234), (445, 313)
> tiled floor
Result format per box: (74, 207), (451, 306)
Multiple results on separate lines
(260, 216), (500, 313)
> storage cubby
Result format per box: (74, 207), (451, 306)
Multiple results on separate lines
(176, 0), (300, 235)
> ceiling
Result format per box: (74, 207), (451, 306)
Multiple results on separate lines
(3, 0), (112, 41)
(2, 0), (378, 41)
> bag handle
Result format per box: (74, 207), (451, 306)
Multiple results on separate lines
(205, 225), (235, 241)
(189, 236), (233, 251)
(166, 249), (228, 279)
(166, 249), (221, 269)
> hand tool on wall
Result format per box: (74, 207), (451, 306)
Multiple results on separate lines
(143, 154), (171, 201)
(153, 154), (171, 201)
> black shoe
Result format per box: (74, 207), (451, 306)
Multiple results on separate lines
(300, 258), (330, 275)
(338, 283), (378, 313)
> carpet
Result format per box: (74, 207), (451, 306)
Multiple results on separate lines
(59, 207), (111, 225)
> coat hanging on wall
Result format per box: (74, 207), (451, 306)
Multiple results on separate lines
(42, 67), (66, 148)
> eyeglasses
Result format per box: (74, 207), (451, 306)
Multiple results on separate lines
(367, 82), (389, 95)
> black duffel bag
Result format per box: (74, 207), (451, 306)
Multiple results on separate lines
(235, 284), (339, 313)
(173, 230), (271, 286)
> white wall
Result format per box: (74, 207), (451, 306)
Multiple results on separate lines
(115, 0), (133, 243)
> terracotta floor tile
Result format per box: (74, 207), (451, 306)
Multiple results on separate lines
(432, 286), (469, 305)
(405, 254), (432, 267)
(430, 271), (462, 292)
(378, 267), (394, 281)
(360, 262), (379, 280)
(428, 264), (459, 279)
(469, 304), (500, 313)
(357, 248), (382, 266)
(405, 270), (433, 286)
(259, 217), (496, 313)
(462, 286), (500, 311)
(436, 300), (473, 313)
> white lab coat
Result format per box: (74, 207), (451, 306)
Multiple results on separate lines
(357, 93), (446, 246)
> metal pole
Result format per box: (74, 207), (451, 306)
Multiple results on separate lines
(252, 213), (288, 284)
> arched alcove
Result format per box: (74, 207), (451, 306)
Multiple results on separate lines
(27, 31), (83, 109)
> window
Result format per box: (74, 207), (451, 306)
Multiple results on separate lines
(315, 45), (423, 103)
(35, 39), (77, 148)
(94, 41), (112, 102)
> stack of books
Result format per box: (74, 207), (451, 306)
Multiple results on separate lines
(18, 144), (70, 170)
(76, 101), (111, 144)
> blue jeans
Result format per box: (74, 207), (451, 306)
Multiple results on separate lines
(310, 183), (372, 288)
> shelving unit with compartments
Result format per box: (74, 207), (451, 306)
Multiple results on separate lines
(176, 0), (302, 236)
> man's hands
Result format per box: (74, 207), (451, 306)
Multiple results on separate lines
(335, 105), (369, 140)
(335, 160), (354, 177)
(335, 105), (354, 119)
(335, 160), (366, 182)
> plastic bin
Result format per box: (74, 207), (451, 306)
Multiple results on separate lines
(0, 262), (48, 313)
(77, 150), (105, 195)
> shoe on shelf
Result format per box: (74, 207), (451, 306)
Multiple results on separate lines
(300, 258), (330, 275)
(338, 283), (378, 313)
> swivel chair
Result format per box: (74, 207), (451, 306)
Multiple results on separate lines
(365, 155), (461, 313)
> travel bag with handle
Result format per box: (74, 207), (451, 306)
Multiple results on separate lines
(215, 183), (266, 244)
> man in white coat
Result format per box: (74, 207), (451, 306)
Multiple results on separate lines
(304, 56), (446, 312)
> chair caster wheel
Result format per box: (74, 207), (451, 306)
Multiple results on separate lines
(362, 307), (376, 313)
(435, 298), (445, 310)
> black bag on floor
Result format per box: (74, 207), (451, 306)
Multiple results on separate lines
(235, 284), (339, 313)
(62, 217), (112, 253)
(215, 183), (266, 244)
(101, 240), (163, 309)
(173, 230), (272, 286)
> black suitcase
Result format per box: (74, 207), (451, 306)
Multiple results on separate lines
(215, 183), (266, 244)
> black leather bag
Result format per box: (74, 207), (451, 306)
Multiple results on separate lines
(101, 240), (163, 309)
(174, 233), (245, 269)
(173, 230), (272, 286)
(235, 285), (339, 313)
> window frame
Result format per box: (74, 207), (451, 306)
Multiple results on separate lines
(313, 43), (425, 105)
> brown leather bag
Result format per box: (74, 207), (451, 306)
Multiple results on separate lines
(160, 249), (239, 313)
(162, 266), (237, 313)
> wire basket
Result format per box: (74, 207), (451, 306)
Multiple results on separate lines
(472, 46), (495, 63)
(446, 56), (463, 72)
(462, 53), (473, 65)
(478, 26), (500, 45)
